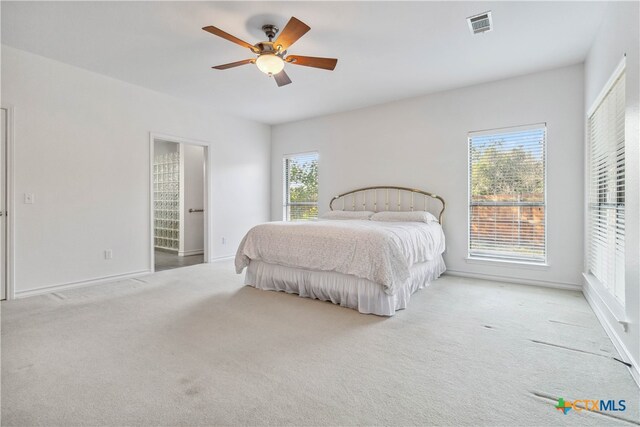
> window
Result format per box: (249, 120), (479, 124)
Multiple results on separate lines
(468, 124), (546, 263)
(283, 152), (318, 221)
(587, 67), (625, 304)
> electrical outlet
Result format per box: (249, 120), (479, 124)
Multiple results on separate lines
(24, 193), (34, 204)
(104, 249), (113, 260)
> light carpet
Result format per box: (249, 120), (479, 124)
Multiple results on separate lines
(2, 261), (639, 426)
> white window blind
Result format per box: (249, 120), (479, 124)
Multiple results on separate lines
(468, 125), (546, 262)
(283, 152), (318, 221)
(588, 70), (625, 304)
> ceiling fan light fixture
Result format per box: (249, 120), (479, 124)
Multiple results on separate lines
(255, 54), (285, 75)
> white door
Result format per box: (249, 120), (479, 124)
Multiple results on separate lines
(181, 144), (205, 257)
(0, 108), (6, 300)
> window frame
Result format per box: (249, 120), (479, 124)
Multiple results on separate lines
(282, 151), (319, 221)
(467, 123), (548, 265)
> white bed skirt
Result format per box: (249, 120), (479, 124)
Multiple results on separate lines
(244, 256), (446, 316)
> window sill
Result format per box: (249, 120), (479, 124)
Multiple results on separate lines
(465, 256), (549, 270)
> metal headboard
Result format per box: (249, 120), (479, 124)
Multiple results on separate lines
(329, 186), (445, 224)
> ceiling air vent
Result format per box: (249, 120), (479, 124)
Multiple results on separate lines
(467, 11), (492, 35)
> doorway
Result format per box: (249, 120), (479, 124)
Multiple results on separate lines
(150, 135), (209, 272)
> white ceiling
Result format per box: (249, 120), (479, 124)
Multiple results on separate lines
(2, 1), (606, 125)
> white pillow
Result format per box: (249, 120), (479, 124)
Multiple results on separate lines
(320, 210), (375, 220)
(370, 211), (438, 223)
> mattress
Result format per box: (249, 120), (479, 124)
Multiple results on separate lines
(245, 255), (446, 316)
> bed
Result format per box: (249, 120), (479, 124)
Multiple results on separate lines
(235, 186), (446, 316)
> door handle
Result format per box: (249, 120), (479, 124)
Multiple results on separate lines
(188, 208), (204, 213)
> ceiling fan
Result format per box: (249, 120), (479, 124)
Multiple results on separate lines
(202, 17), (338, 87)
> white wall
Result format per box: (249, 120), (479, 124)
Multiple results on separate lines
(272, 64), (585, 288)
(583, 1), (639, 383)
(1, 45), (271, 295)
(181, 143), (205, 256)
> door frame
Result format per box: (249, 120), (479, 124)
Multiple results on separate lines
(1, 106), (16, 300)
(148, 132), (213, 273)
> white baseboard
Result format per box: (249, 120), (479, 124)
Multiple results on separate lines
(583, 280), (640, 387)
(444, 269), (581, 291)
(178, 249), (204, 257)
(15, 270), (152, 299)
(209, 255), (234, 262)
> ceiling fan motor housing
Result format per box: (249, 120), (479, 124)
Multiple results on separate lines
(255, 41), (278, 55)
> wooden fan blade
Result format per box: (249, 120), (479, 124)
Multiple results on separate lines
(273, 17), (310, 51)
(285, 55), (337, 71)
(273, 70), (292, 87)
(212, 59), (255, 70)
(203, 26), (256, 51)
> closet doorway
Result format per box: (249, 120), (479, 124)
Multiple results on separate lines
(150, 134), (210, 272)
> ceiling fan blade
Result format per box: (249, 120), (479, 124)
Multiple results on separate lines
(285, 55), (338, 71)
(212, 59), (255, 70)
(273, 17), (310, 51)
(203, 26), (256, 51)
(273, 70), (292, 87)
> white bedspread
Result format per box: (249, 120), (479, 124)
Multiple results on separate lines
(235, 220), (445, 295)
